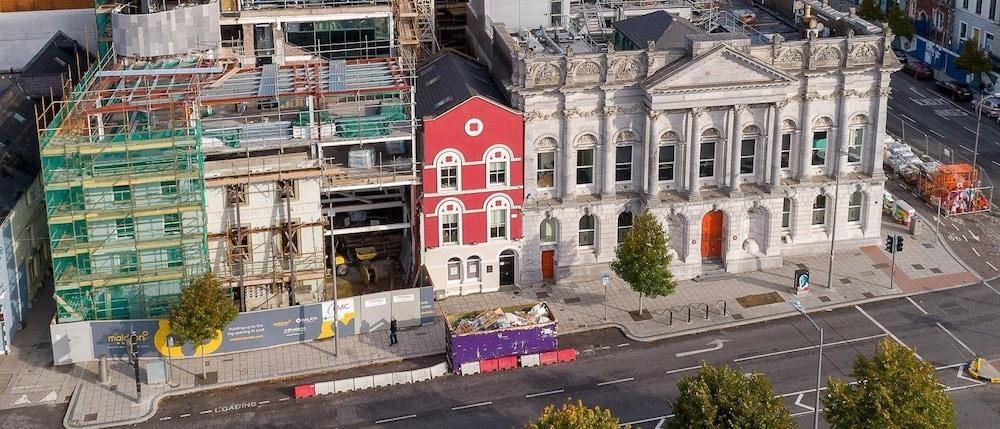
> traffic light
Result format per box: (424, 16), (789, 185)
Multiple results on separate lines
(885, 235), (894, 252)
(895, 237), (904, 252)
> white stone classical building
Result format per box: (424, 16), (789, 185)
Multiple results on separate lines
(471, 2), (899, 284)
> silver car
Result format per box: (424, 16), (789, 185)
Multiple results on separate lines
(972, 96), (1000, 118)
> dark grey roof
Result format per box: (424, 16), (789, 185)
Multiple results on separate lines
(415, 50), (510, 119)
(612, 10), (703, 50)
(20, 31), (90, 78)
(0, 78), (41, 218)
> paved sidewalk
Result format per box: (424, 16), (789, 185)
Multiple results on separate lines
(439, 218), (978, 341)
(63, 321), (446, 428)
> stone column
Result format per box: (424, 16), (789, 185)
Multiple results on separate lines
(729, 105), (746, 196)
(688, 108), (704, 200)
(768, 103), (783, 191)
(870, 85), (889, 178)
(560, 114), (575, 201)
(678, 110), (691, 194)
(646, 111), (660, 199)
(797, 96), (813, 180)
(601, 106), (616, 197)
(835, 89), (851, 178)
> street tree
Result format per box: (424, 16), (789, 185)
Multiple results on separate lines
(669, 364), (794, 429)
(168, 273), (239, 379)
(526, 400), (627, 429)
(611, 209), (676, 315)
(955, 36), (992, 89)
(886, 4), (914, 39)
(823, 338), (956, 429)
(856, 0), (884, 21)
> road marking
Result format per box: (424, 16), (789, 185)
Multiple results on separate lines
(200, 410), (213, 415)
(675, 339), (729, 357)
(956, 365), (985, 384)
(791, 410), (820, 417)
(936, 322), (977, 356)
(451, 401), (492, 411)
(617, 343), (630, 347)
(944, 383), (990, 392)
(854, 306), (924, 360)
(793, 393), (815, 411)
(930, 129), (946, 139)
(620, 415), (674, 426)
(987, 261), (999, 271)
(936, 363), (966, 370)
(258, 400), (270, 405)
(969, 230), (980, 241)
(972, 247), (981, 257)
(983, 281), (1000, 297)
(901, 114), (916, 122)
(906, 297), (928, 315)
(525, 389), (564, 398)
(992, 160), (1000, 167)
(733, 334), (885, 362)
(666, 365), (703, 375)
(780, 386), (830, 398)
(180, 414), (191, 418)
(909, 86), (926, 97)
(597, 377), (635, 386)
(964, 126), (977, 133)
(374, 414), (418, 424)
(159, 417), (172, 421)
(278, 397), (290, 402)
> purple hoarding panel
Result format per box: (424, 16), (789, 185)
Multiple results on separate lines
(448, 322), (558, 368)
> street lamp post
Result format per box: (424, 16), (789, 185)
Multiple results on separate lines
(974, 95), (983, 185)
(790, 300), (823, 429)
(601, 273), (610, 322)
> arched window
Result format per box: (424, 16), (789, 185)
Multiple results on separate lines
(812, 195), (827, 226)
(579, 214), (596, 247)
(438, 201), (462, 245)
(447, 257), (462, 282)
(848, 191), (864, 222)
(811, 117), (833, 167)
(436, 151), (462, 192)
(487, 197), (510, 240)
(740, 125), (761, 175)
(617, 211), (633, 243)
(576, 134), (597, 185)
(486, 146), (511, 187)
(658, 132), (679, 182)
(699, 128), (719, 178)
(615, 131), (638, 183)
(536, 137), (557, 189)
(539, 217), (557, 244)
(848, 114), (869, 165)
(466, 256), (481, 282)
(780, 120), (796, 170)
(782, 198), (792, 229)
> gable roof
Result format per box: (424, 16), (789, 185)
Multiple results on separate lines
(612, 10), (703, 50)
(644, 43), (797, 92)
(16, 31), (92, 99)
(0, 79), (41, 218)
(415, 49), (510, 119)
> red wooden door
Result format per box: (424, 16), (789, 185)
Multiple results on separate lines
(541, 250), (555, 280)
(701, 210), (724, 259)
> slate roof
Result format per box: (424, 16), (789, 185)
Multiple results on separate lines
(415, 49), (509, 119)
(16, 31), (92, 99)
(0, 79), (41, 218)
(612, 10), (703, 50)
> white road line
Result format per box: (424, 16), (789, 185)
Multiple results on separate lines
(901, 114), (917, 122)
(969, 230), (980, 241)
(733, 334), (886, 362)
(909, 86), (926, 97)
(957, 366), (984, 385)
(931, 129), (946, 139)
(451, 401), (492, 411)
(972, 247), (981, 257)
(600, 346), (611, 350)
(959, 144), (974, 152)
(906, 297), (929, 315)
(935, 363), (966, 370)
(278, 397), (290, 402)
(525, 389), (564, 398)
(666, 365), (702, 375)
(780, 386), (829, 398)
(854, 306), (925, 360)
(793, 393), (815, 411)
(617, 343), (630, 347)
(992, 160), (1000, 167)
(258, 400), (270, 405)
(987, 261), (999, 271)
(936, 322), (977, 356)
(945, 383), (990, 392)
(180, 414), (191, 418)
(983, 281), (1000, 297)
(964, 126), (977, 133)
(620, 415), (674, 426)
(597, 377), (635, 386)
(791, 410), (821, 417)
(200, 410), (213, 415)
(374, 414), (418, 424)
(160, 417), (172, 421)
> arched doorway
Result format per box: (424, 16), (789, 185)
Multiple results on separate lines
(701, 210), (724, 260)
(499, 249), (516, 286)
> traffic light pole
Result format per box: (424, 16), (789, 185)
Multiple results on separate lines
(885, 234), (902, 290)
(889, 242), (896, 290)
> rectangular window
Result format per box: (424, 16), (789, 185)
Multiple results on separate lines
(658, 145), (675, 181)
(962, 0), (969, 9)
(113, 185), (131, 202)
(848, 198), (862, 222)
(439, 166), (458, 191)
(740, 139), (756, 174)
(615, 146), (632, 182)
(163, 213), (181, 236)
(961, 22), (968, 39)
(699, 141), (716, 178)
(160, 181), (178, 196)
(489, 208), (508, 239)
(848, 128), (864, 164)
(576, 148), (594, 185)
(118, 252), (138, 273)
(537, 152), (555, 188)
(782, 199), (791, 229)
(167, 248), (183, 268)
(447, 259), (461, 282)
(276, 179), (296, 200)
(781, 134), (792, 169)
(488, 161), (507, 186)
(988, 33), (995, 51)
(991, 0), (997, 20)
(977, 0), (983, 14)
(812, 197), (827, 226)
(441, 213), (459, 245)
(811, 131), (828, 166)
(466, 259), (481, 281)
(225, 183), (246, 205)
(550, 1), (563, 26)
(116, 218), (135, 239)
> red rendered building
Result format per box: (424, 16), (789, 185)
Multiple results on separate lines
(416, 51), (523, 297)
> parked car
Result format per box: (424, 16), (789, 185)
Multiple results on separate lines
(971, 96), (1000, 117)
(903, 60), (933, 80)
(934, 80), (974, 101)
(893, 48), (907, 63)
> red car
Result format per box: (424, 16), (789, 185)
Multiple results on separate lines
(903, 60), (933, 80)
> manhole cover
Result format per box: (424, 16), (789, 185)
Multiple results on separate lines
(818, 296), (832, 302)
(873, 263), (890, 269)
(735, 292), (783, 308)
(930, 268), (943, 273)
(912, 264), (925, 270)
(863, 292), (875, 299)
(84, 413), (98, 422)
(861, 270), (876, 276)
(563, 297), (581, 304)
(536, 292), (550, 299)
(731, 313), (744, 320)
(839, 278), (852, 284)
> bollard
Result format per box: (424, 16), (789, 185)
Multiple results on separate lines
(687, 307), (692, 323)
(722, 301), (727, 316)
(668, 310), (673, 326)
(704, 304), (709, 320)
(98, 355), (109, 384)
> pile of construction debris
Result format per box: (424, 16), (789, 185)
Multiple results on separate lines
(452, 303), (551, 334)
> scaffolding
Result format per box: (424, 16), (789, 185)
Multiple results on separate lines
(395, 0), (438, 62)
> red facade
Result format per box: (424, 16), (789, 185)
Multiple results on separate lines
(421, 96), (524, 248)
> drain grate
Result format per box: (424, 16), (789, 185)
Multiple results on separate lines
(840, 278), (853, 284)
(873, 263), (890, 269)
(84, 413), (98, 422)
(930, 268), (943, 273)
(861, 270), (876, 276)
(912, 264), (925, 270)
(731, 313), (744, 320)
(818, 296), (832, 302)
(923, 243), (935, 248)
(863, 292), (875, 299)
(535, 291), (550, 299)
(563, 297), (581, 304)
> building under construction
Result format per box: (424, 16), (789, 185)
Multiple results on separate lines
(40, 0), (423, 321)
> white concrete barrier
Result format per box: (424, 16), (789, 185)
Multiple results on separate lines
(430, 362), (449, 378)
(314, 381), (336, 395)
(373, 373), (393, 388)
(392, 371), (412, 385)
(334, 378), (355, 393)
(353, 375), (374, 390)
(460, 361), (480, 375)
(520, 353), (540, 367)
(411, 368), (431, 382)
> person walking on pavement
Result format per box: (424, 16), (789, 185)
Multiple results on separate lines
(389, 318), (398, 346)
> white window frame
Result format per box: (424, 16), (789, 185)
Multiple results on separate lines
(960, 22), (968, 40)
(617, 211), (633, 243)
(485, 146), (511, 188)
(447, 257), (462, 283)
(780, 133), (793, 169)
(699, 139), (717, 178)
(739, 138), (756, 175)
(848, 127), (864, 164)
(437, 201), (463, 246)
(578, 214), (596, 247)
(812, 195), (828, 226)
(435, 151), (462, 192)
(615, 145), (633, 183)
(536, 151), (556, 189)
(487, 197), (510, 241)
(781, 198), (792, 230)
(848, 192), (864, 223)
(539, 217), (558, 244)
(658, 143), (676, 182)
(465, 256), (481, 283)
(576, 148), (595, 185)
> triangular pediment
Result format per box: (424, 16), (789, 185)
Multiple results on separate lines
(645, 45), (796, 92)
